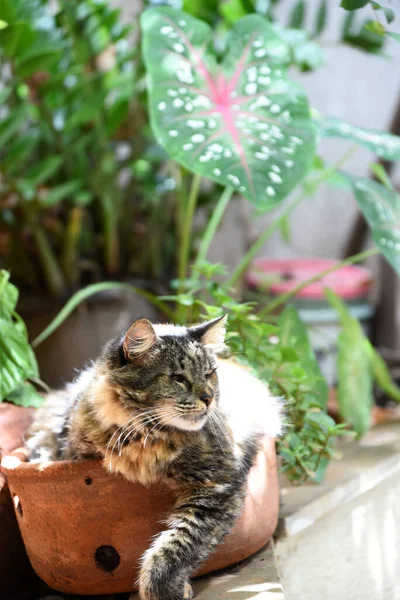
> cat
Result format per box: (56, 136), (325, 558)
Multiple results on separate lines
(26, 315), (282, 600)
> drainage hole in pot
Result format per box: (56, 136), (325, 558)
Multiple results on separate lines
(85, 476), (93, 485)
(94, 545), (120, 572)
(13, 495), (23, 517)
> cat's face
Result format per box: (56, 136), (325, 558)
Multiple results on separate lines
(109, 316), (227, 432)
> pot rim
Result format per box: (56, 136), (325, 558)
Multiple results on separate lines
(1, 437), (275, 481)
(1, 449), (103, 479)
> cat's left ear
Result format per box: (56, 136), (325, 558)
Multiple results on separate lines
(123, 318), (158, 361)
(188, 315), (228, 353)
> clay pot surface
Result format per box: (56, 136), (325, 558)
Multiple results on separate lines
(2, 438), (279, 595)
(0, 404), (51, 599)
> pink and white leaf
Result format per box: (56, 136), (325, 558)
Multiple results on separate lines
(141, 8), (316, 209)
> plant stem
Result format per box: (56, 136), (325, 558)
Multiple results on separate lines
(178, 173), (201, 285)
(61, 206), (84, 285)
(34, 226), (67, 297)
(259, 246), (379, 317)
(32, 282), (175, 348)
(227, 193), (305, 288)
(227, 146), (359, 288)
(193, 186), (234, 270)
(102, 191), (119, 276)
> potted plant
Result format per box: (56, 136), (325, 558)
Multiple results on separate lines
(3, 1), (400, 597)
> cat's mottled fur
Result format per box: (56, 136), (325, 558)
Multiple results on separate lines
(27, 316), (282, 600)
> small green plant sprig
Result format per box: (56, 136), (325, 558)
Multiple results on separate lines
(158, 261), (354, 484)
(0, 269), (43, 407)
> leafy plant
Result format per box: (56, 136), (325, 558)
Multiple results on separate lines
(141, 8), (316, 207)
(0, 0), (182, 296)
(0, 270), (43, 407)
(325, 289), (400, 437)
(3, 2), (400, 487)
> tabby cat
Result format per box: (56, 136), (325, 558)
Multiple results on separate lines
(27, 315), (282, 600)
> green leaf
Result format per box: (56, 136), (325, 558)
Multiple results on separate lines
(0, 0), (15, 24)
(314, 0), (328, 36)
(40, 181), (82, 206)
(273, 25), (326, 71)
(0, 106), (30, 147)
(368, 342), (400, 402)
(17, 48), (60, 77)
(279, 214), (291, 243)
(337, 328), (372, 437)
(318, 116), (400, 161)
(0, 270), (18, 318)
(0, 317), (38, 401)
(220, 0), (247, 24)
(342, 15), (386, 53)
(0, 85), (12, 105)
(288, 0), (305, 29)
(324, 288), (372, 437)
(324, 287), (356, 330)
(65, 94), (106, 130)
(341, 0), (369, 10)
(106, 98), (130, 135)
(370, 162), (393, 191)
(0, 21), (34, 57)
(280, 346), (299, 362)
(25, 156), (63, 187)
(388, 32), (400, 42)
(7, 382), (44, 408)
(351, 178), (400, 276)
(365, 20), (386, 36)
(371, 3), (395, 24)
(2, 131), (40, 171)
(141, 8), (316, 210)
(305, 410), (337, 431)
(0, 19), (8, 30)
(278, 305), (328, 407)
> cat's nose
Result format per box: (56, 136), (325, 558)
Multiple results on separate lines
(199, 392), (213, 407)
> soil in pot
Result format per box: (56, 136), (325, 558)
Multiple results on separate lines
(1, 438), (279, 596)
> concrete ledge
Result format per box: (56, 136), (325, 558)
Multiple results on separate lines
(129, 543), (284, 600)
(276, 422), (400, 600)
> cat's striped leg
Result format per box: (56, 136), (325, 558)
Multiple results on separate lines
(138, 485), (245, 600)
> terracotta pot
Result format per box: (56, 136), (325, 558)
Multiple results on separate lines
(0, 404), (52, 599)
(1, 438), (279, 596)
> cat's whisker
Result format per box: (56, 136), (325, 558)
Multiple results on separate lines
(106, 414), (137, 465)
(106, 410), (157, 465)
(144, 413), (178, 446)
(143, 410), (178, 447)
(209, 413), (229, 459)
(118, 413), (161, 452)
(112, 412), (156, 456)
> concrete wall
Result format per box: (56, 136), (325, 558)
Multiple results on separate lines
(255, 0), (400, 261)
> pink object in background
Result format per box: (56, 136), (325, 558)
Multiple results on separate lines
(246, 258), (373, 300)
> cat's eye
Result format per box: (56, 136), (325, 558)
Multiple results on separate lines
(171, 373), (191, 389)
(205, 369), (217, 379)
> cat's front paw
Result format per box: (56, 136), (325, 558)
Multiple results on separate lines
(139, 554), (191, 600)
(183, 580), (194, 599)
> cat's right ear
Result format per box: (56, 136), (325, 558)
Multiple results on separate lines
(123, 318), (158, 361)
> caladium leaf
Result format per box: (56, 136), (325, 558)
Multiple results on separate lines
(324, 289), (372, 437)
(351, 177), (400, 275)
(141, 8), (316, 209)
(318, 116), (400, 161)
(278, 305), (328, 408)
